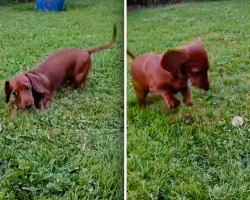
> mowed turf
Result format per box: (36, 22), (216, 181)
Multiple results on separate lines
(0, 0), (123, 199)
(127, 0), (250, 199)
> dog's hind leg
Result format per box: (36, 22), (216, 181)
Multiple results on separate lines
(73, 73), (85, 88)
(133, 82), (148, 108)
(73, 60), (92, 89)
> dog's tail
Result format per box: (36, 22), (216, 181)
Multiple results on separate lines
(127, 49), (136, 60)
(87, 24), (117, 54)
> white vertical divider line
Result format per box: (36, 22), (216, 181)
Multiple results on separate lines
(124, 0), (127, 199)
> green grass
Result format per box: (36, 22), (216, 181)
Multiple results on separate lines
(127, 0), (250, 199)
(0, 0), (123, 199)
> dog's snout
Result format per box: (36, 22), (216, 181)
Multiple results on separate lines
(23, 101), (34, 109)
(25, 105), (32, 109)
(202, 87), (209, 92)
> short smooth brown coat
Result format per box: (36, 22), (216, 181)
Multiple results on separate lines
(5, 25), (117, 110)
(128, 38), (210, 109)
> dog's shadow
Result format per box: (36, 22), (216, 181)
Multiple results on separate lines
(127, 94), (162, 108)
(127, 95), (179, 116)
(127, 94), (195, 125)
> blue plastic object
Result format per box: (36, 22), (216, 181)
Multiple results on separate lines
(36, 0), (65, 12)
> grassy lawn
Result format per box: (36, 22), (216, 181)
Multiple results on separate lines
(0, 0), (123, 199)
(127, 0), (250, 199)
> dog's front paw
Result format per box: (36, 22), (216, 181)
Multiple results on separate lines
(169, 99), (180, 109)
(185, 101), (194, 107)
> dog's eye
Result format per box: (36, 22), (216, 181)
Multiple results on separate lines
(25, 85), (30, 90)
(12, 91), (17, 96)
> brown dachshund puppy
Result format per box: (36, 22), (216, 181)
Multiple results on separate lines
(127, 38), (210, 109)
(5, 25), (117, 110)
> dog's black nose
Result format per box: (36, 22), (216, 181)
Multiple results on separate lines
(25, 105), (32, 109)
(202, 84), (209, 91)
(204, 86), (210, 91)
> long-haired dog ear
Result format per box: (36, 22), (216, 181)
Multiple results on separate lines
(161, 48), (189, 77)
(25, 73), (48, 94)
(5, 81), (11, 103)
